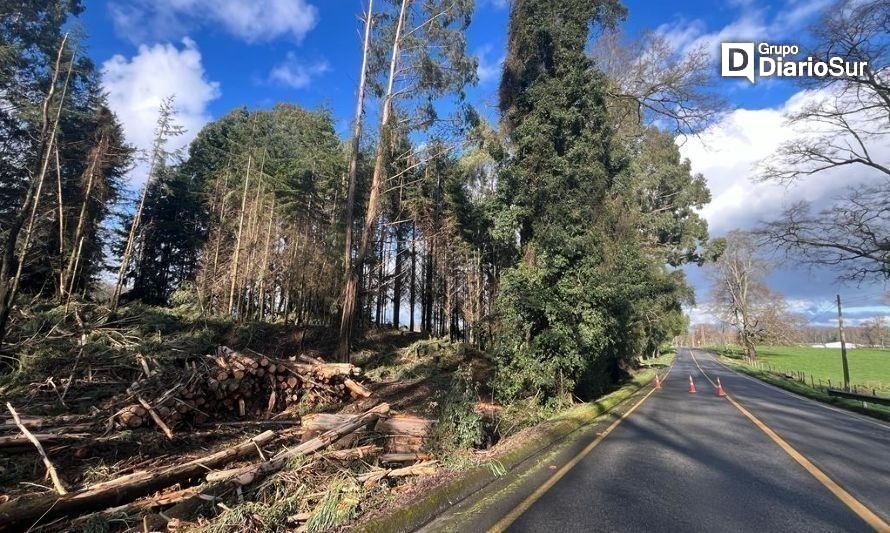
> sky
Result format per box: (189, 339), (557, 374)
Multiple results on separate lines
(72, 0), (888, 326)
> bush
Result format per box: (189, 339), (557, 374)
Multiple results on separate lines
(433, 366), (483, 453)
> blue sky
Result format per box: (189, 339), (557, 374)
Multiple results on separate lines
(72, 0), (888, 325)
(77, 0), (809, 126)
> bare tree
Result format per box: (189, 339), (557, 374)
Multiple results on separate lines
(338, 0), (375, 353)
(591, 30), (725, 137)
(862, 315), (887, 347)
(708, 231), (781, 358)
(759, 184), (889, 281)
(757, 0), (889, 281)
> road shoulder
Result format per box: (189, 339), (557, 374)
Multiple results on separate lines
(355, 366), (669, 533)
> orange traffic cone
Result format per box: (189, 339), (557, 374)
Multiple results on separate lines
(654, 373), (662, 389)
(716, 377), (726, 397)
(688, 375), (696, 394)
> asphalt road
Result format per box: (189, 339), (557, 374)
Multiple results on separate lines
(425, 348), (890, 532)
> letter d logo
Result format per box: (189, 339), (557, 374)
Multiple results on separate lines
(721, 42), (755, 83)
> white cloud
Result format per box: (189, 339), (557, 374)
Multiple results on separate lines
(475, 45), (503, 85)
(680, 88), (890, 323)
(109, 0), (319, 43)
(655, 0), (833, 61)
(269, 53), (330, 89)
(680, 89), (886, 236)
(101, 38), (221, 185)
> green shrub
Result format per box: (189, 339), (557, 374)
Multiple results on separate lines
(433, 366), (484, 453)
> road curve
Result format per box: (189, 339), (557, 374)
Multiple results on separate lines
(429, 348), (890, 532)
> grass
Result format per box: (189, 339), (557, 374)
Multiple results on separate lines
(718, 357), (890, 422)
(714, 344), (890, 392)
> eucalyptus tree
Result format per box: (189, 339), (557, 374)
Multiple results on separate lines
(336, 0), (477, 360)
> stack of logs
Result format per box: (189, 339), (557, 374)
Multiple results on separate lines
(116, 346), (372, 431)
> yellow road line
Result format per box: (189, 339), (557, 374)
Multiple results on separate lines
(689, 350), (889, 531)
(488, 366), (673, 533)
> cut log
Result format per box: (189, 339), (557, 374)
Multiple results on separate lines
(310, 363), (361, 380)
(375, 414), (432, 437)
(379, 452), (431, 464)
(0, 433), (90, 449)
(300, 413), (361, 443)
(325, 445), (382, 461)
(0, 430), (275, 532)
(207, 403), (389, 487)
(344, 378), (372, 398)
(356, 460), (438, 483)
(297, 354), (325, 365)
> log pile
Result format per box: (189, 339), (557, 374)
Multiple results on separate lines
(115, 346), (370, 431)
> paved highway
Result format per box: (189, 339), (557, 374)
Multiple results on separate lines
(424, 348), (890, 532)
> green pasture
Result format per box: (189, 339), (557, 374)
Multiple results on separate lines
(719, 345), (890, 392)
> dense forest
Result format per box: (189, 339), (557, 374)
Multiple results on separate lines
(2, 0), (886, 530)
(0, 0), (714, 403)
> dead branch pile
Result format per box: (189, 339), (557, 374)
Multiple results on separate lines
(0, 402), (443, 531)
(115, 346), (371, 430)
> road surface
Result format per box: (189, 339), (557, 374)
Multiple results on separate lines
(424, 348), (890, 532)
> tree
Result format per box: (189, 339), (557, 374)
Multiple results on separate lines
(336, 0), (477, 360)
(340, 0), (375, 330)
(592, 30), (725, 137)
(616, 127), (712, 266)
(861, 316), (887, 348)
(758, 0), (889, 281)
(126, 164), (205, 305)
(191, 105), (345, 322)
(493, 0), (630, 399)
(0, 1), (131, 354)
(111, 97), (184, 311)
(707, 231), (794, 359)
(759, 185), (889, 282)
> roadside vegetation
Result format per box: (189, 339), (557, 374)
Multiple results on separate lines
(712, 345), (890, 422)
(714, 345), (890, 393)
(1, 0), (884, 530)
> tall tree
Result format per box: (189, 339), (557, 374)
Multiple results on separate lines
(493, 0), (629, 399)
(111, 97), (183, 311)
(707, 231), (777, 359)
(336, 0), (477, 360)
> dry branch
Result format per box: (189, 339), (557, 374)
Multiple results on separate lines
(206, 403), (390, 487)
(138, 396), (174, 440)
(0, 430), (275, 531)
(5, 403), (67, 495)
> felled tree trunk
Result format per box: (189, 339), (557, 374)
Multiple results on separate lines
(0, 431), (274, 531)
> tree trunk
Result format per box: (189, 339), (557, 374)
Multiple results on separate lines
(409, 222), (416, 332)
(60, 135), (105, 301)
(340, 0), (374, 318)
(228, 155), (252, 316)
(337, 0), (410, 360)
(0, 431), (275, 531)
(0, 35), (70, 349)
(393, 225), (403, 328)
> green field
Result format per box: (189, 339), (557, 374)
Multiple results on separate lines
(719, 345), (890, 392)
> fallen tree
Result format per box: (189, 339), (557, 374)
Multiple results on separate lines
(0, 430), (275, 531)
